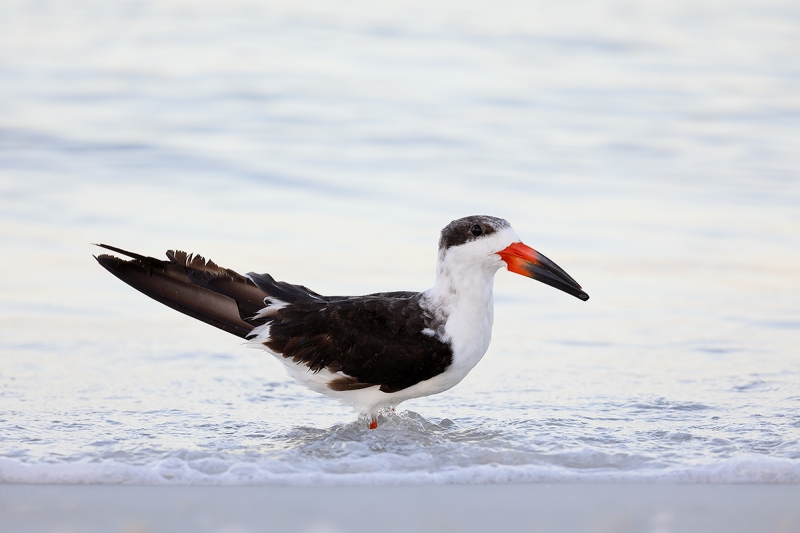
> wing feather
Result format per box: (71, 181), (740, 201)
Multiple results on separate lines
(95, 245), (321, 339)
(264, 295), (453, 393)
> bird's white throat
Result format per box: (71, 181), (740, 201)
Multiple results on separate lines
(422, 228), (518, 381)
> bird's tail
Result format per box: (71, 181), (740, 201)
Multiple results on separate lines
(94, 244), (271, 338)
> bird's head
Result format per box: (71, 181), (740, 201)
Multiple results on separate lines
(437, 215), (589, 301)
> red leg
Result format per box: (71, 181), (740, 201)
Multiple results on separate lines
(369, 419), (378, 430)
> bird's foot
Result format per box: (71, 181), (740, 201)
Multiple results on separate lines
(369, 418), (378, 430)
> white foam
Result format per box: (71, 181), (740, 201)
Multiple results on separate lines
(4, 407), (800, 487)
(3, 453), (799, 486)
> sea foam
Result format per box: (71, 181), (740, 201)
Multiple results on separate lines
(3, 454), (800, 486)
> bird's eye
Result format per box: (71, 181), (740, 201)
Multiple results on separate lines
(471, 224), (483, 236)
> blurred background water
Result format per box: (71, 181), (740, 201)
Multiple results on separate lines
(0, 0), (799, 484)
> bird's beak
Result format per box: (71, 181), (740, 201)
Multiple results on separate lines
(497, 242), (589, 301)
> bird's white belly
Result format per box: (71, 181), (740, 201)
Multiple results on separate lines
(272, 318), (493, 416)
(254, 278), (496, 416)
(262, 333), (489, 416)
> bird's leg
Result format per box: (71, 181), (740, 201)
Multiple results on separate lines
(369, 418), (378, 430)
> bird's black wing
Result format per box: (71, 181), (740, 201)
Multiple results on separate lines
(262, 294), (454, 393)
(96, 245), (453, 392)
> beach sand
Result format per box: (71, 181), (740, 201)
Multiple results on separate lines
(1, 483), (798, 533)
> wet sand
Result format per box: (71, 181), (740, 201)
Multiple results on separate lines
(1, 483), (799, 533)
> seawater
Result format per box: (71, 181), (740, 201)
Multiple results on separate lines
(1, 0), (799, 485)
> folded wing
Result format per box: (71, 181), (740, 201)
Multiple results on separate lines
(95, 245), (454, 392)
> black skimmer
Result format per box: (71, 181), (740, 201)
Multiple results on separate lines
(95, 216), (588, 429)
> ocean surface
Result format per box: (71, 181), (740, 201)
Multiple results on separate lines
(1, 0), (799, 485)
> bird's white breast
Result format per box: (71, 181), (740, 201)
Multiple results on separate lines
(419, 227), (518, 391)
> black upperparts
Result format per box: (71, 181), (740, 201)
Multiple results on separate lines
(96, 245), (455, 394)
(263, 293), (453, 394)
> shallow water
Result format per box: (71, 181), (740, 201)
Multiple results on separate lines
(1, 0), (799, 484)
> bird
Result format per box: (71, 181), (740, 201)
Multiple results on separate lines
(95, 215), (588, 429)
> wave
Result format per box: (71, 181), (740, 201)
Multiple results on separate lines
(4, 412), (799, 486)
(3, 454), (799, 486)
